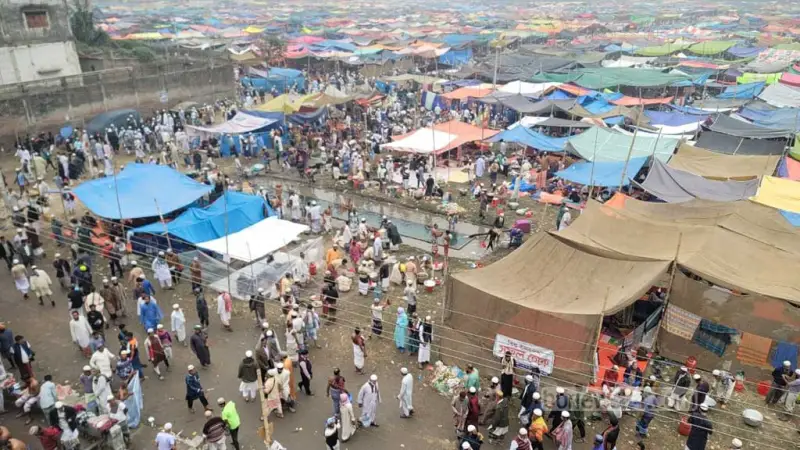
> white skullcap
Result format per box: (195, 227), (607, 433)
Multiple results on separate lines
(795, 369), (800, 376)
(612, 365), (619, 370)
(54, 253), (61, 258)
(131, 261), (137, 266)
(276, 363), (284, 369)
(462, 443), (471, 449)
(712, 369), (721, 376)
(120, 350), (129, 355)
(699, 404), (709, 411)
(784, 360), (792, 366)
(217, 397), (225, 404)
(731, 438), (743, 448)
(261, 322), (269, 328)
(157, 324), (164, 330)
(82, 365), (91, 371)
(649, 375), (657, 381)
(172, 303), (179, 309)
(258, 288), (264, 292)
(147, 328), (154, 333)
(164, 423), (173, 430)
(518, 428), (527, 436)
(533, 392), (540, 399)
(491, 377), (499, 384)
(266, 330), (273, 336)
(467, 425), (476, 432)
(107, 394), (116, 401)
(693, 374), (701, 380)
(267, 369), (277, 376)
(245, 350), (253, 358)
(370, 374), (378, 381)
(469, 386), (477, 393)
(55, 401), (63, 409)
(400, 367), (408, 374)
(680, 366), (688, 372)
(12, 259), (18, 264)
(556, 387), (565, 394)
(187, 365), (195, 370)
(533, 408), (542, 417)
(291, 311), (298, 317)
(561, 411), (570, 418)
(425, 315), (431, 321)
(158, 251), (164, 256)
(111, 276), (118, 281)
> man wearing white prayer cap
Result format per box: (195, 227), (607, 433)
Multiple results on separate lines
(358, 374), (381, 427)
(730, 438), (743, 449)
(766, 360), (794, 405)
(398, 367), (414, 418)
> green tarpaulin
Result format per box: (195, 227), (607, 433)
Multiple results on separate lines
(687, 40), (737, 55)
(569, 68), (690, 89)
(737, 72), (783, 85)
(792, 134), (800, 161)
(776, 43), (800, 51)
(566, 127), (679, 163)
(529, 72), (582, 83)
(635, 42), (693, 57)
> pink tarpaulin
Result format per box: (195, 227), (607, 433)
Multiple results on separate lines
(784, 157), (800, 181)
(781, 72), (800, 87)
(611, 95), (674, 106)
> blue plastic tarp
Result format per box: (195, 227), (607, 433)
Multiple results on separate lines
(727, 46), (765, 58)
(73, 163), (213, 219)
(131, 191), (267, 244)
(439, 48), (473, 66)
(545, 90), (574, 100)
(487, 126), (569, 152)
(555, 157), (648, 187)
(288, 107), (328, 126)
(716, 82), (765, 99)
(738, 105), (800, 129)
(668, 104), (717, 116)
(781, 210), (800, 227)
(442, 34), (482, 47)
(645, 110), (709, 126)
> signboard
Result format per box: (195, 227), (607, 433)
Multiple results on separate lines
(159, 90), (169, 104)
(492, 334), (555, 375)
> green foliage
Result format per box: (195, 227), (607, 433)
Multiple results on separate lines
(70, 1), (110, 46)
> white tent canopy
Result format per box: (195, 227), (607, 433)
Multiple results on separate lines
(186, 112), (277, 135)
(195, 217), (309, 262)
(381, 129), (457, 154)
(498, 81), (560, 97)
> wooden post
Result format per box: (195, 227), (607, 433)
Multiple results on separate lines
(651, 232), (683, 352)
(590, 288), (610, 384)
(256, 367), (273, 446)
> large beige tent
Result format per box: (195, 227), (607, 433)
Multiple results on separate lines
(667, 144), (781, 180)
(448, 233), (669, 379)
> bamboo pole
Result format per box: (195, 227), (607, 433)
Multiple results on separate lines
(651, 232), (683, 352)
(153, 199), (172, 251)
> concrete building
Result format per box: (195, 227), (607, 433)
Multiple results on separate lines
(0, 0), (82, 85)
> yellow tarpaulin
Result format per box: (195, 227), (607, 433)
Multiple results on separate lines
(254, 93), (318, 113)
(243, 26), (265, 34)
(751, 176), (800, 214)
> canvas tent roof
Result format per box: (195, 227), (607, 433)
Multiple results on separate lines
(73, 163), (213, 220)
(497, 81), (560, 97)
(667, 144), (780, 180)
(553, 198), (800, 303)
(706, 114), (794, 139)
(195, 217), (309, 263)
(751, 176), (800, 214)
(637, 159), (760, 203)
(130, 192), (266, 244)
(695, 131), (787, 156)
(476, 92), (538, 113)
(758, 83), (800, 108)
(452, 233), (669, 315)
(567, 127), (678, 163)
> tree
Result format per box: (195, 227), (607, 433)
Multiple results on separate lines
(70, 0), (109, 46)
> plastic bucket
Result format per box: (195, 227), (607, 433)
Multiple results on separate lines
(424, 279), (436, 293)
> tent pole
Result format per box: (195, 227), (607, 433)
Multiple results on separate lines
(112, 165), (124, 225)
(153, 199), (172, 251)
(590, 288), (610, 385)
(222, 183), (232, 295)
(618, 104), (643, 191)
(652, 232), (683, 353)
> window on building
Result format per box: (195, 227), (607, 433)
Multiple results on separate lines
(24, 11), (49, 30)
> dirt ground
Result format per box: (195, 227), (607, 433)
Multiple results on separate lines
(0, 151), (796, 450)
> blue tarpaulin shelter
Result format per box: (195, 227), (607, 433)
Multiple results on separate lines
(716, 82), (765, 99)
(645, 110), (709, 126)
(555, 157), (648, 186)
(241, 67), (306, 93)
(439, 48), (474, 66)
(130, 191), (268, 244)
(72, 163), (213, 219)
(487, 126), (569, 152)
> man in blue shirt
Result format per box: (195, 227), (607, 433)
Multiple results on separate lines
(155, 423), (176, 450)
(139, 295), (163, 332)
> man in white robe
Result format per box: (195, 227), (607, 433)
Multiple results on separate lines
(398, 367), (414, 418)
(358, 374), (382, 427)
(69, 311), (92, 355)
(152, 252), (173, 289)
(216, 292), (232, 330)
(288, 192), (301, 222)
(171, 304), (187, 345)
(91, 368), (112, 413)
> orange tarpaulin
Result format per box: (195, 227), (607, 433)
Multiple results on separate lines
(611, 95), (674, 106)
(385, 120), (499, 155)
(440, 86), (494, 100)
(557, 84), (592, 97)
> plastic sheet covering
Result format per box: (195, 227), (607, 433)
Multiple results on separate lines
(667, 144), (780, 180)
(555, 157), (647, 187)
(695, 131), (786, 156)
(758, 82), (800, 108)
(637, 159), (759, 203)
(567, 127), (679, 162)
(124, 375), (143, 428)
(208, 237), (325, 300)
(707, 114), (794, 139)
(751, 176), (800, 214)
